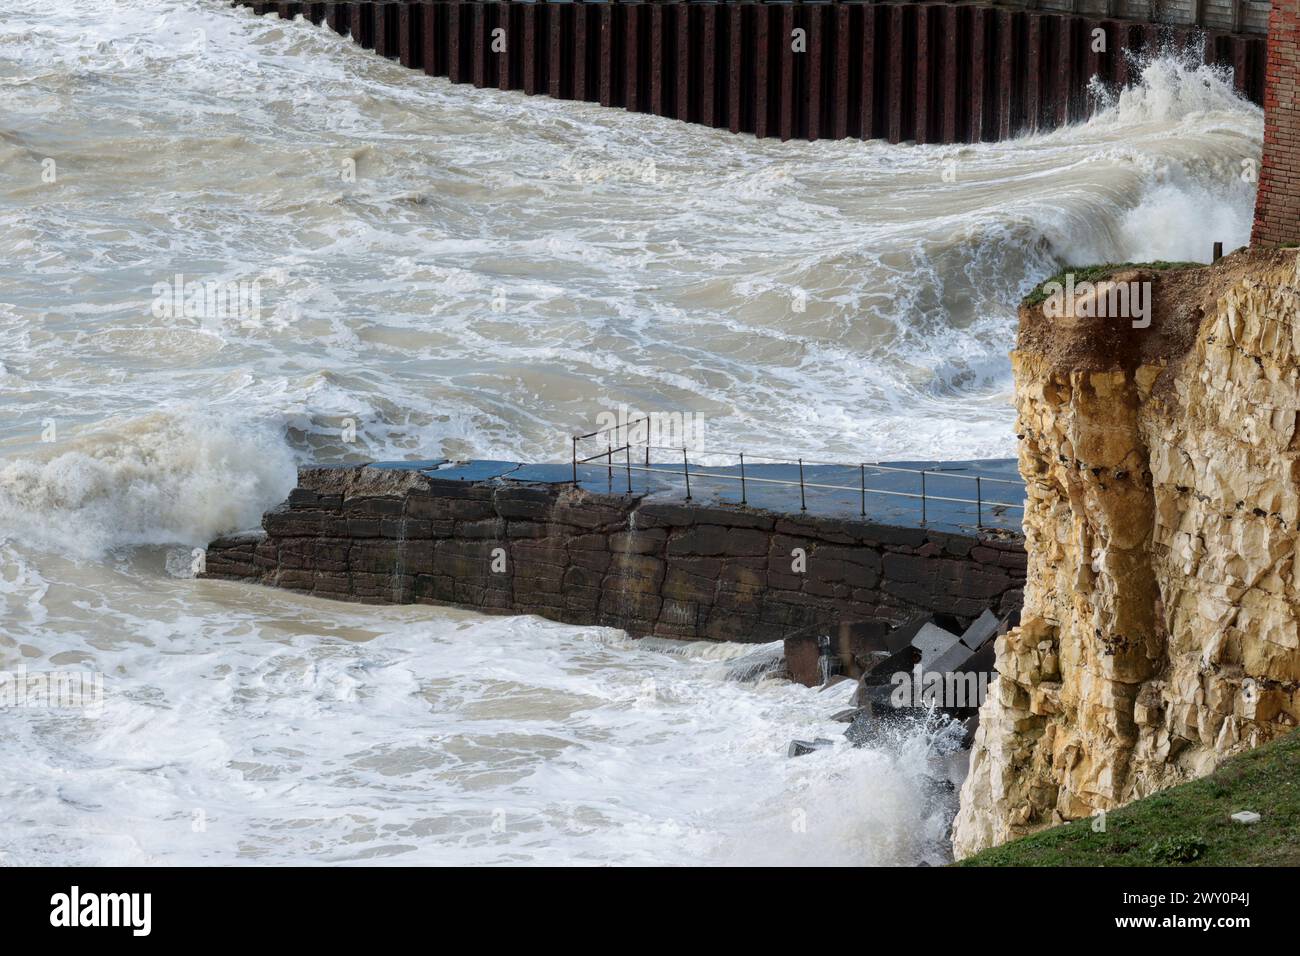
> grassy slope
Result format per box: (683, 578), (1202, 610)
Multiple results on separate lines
(1022, 261), (1200, 307)
(960, 730), (1300, 866)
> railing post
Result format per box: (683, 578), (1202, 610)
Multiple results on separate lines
(682, 446), (691, 501)
(739, 452), (747, 506)
(572, 435), (578, 486)
(977, 475), (983, 528)
(860, 463), (866, 516)
(920, 469), (927, 526)
(798, 458), (806, 512)
(607, 442), (613, 492)
(626, 443), (633, 494)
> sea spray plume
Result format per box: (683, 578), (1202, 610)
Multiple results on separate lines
(0, 411), (296, 558)
(1082, 40), (1251, 126)
(725, 708), (969, 866)
(1028, 53), (1260, 268)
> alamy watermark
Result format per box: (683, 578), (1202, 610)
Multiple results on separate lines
(593, 403), (708, 452)
(1040, 273), (1152, 329)
(0, 669), (104, 713)
(152, 272), (262, 327)
(890, 664), (988, 709)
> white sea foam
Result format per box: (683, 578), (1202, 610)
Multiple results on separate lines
(0, 0), (1265, 865)
(0, 411), (296, 557)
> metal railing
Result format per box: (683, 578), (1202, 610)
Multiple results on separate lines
(571, 416), (1025, 528)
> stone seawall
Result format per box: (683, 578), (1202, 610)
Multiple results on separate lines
(201, 464), (1025, 641)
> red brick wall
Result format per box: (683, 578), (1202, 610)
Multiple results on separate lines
(1254, 1), (1300, 246)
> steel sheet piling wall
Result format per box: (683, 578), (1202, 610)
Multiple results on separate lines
(230, 0), (1267, 145)
(969, 5), (986, 143)
(860, 4), (877, 141)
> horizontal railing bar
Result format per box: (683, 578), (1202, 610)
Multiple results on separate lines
(577, 438), (1023, 486)
(573, 417), (651, 442)
(575, 445), (630, 464)
(574, 460), (1024, 511)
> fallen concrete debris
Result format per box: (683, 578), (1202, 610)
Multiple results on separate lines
(779, 608), (1010, 780)
(787, 738), (836, 758)
(781, 619), (895, 688)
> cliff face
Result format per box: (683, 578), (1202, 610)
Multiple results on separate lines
(953, 251), (1300, 857)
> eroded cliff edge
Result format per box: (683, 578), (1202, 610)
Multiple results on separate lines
(953, 249), (1300, 858)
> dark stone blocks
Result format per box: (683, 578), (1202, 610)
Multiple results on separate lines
(203, 467), (1026, 644)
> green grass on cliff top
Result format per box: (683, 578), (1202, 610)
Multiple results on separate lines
(1022, 261), (1200, 308)
(959, 729), (1300, 866)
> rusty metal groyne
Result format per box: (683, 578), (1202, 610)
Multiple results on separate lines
(233, 1), (1266, 144)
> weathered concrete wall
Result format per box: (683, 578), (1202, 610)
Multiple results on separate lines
(202, 465), (1025, 641)
(235, 1), (1267, 145)
(1253, 0), (1300, 246)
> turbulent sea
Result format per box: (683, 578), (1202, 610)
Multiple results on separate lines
(0, 0), (1263, 864)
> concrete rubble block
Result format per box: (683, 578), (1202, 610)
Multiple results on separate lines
(885, 613), (961, 652)
(912, 621), (963, 668)
(855, 644), (922, 698)
(929, 638), (980, 678)
(787, 738), (835, 758)
(958, 639), (996, 677)
(960, 607), (1001, 650)
(843, 692), (929, 746)
(998, 607), (1021, 635)
(835, 619), (893, 677)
